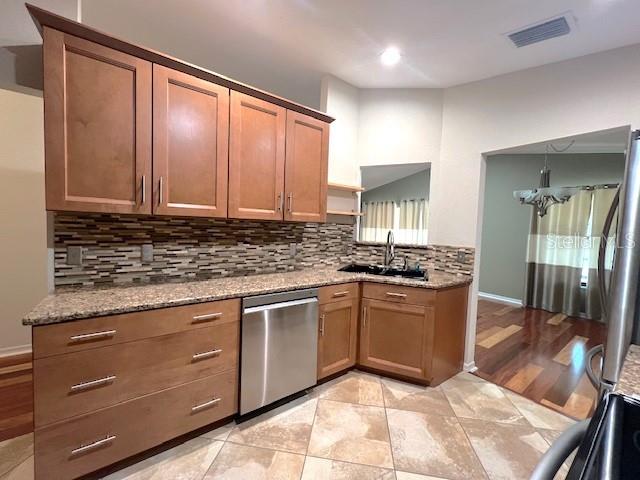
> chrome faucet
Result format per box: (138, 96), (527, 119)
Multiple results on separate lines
(383, 230), (395, 267)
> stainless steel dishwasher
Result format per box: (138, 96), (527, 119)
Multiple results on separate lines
(240, 288), (318, 415)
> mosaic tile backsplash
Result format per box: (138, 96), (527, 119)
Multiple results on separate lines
(54, 214), (474, 287)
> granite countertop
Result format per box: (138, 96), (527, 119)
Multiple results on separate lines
(615, 344), (640, 398)
(24, 268), (472, 326)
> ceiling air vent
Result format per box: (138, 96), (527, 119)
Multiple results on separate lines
(507, 16), (571, 48)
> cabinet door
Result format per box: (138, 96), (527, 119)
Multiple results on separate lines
(228, 91), (286, 220)
(43, 28), (152, 214)
(284, 111), (329, 222)
(318, 298), (358, 380)
(153, 65), (229, 217)
(359, 299), (434, 381)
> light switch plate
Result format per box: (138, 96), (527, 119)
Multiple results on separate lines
(67, 246), (83, 266)
(457, 250), (466, 263)
(141, 244), (153, 262)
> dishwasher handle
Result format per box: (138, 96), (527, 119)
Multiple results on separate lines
(243, 297), (318, 315)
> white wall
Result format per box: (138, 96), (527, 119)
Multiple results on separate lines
(321, 76), (443, 182)
(433, 44), (640, 368)
(358, 89), (443, 167)
(0, 87), (48, 355)
(320, 75), (360, 185)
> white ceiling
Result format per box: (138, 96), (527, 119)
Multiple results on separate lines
(490, 126), (631, 155)
(78, 0), (640, 89)
(4, 1), (640, 105)
(361, 163), (429, 191)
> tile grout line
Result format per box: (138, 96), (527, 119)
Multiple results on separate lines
(224, 438), (307, 457)
(0, 454), (33, 479)
(380, 377), (399, 474)
(300, 396), (321, 480)
(198, 437), (226, 480)
(456, 415), (492, 480)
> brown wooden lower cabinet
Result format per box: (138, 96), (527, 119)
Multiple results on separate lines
(30, 282), (468, 479)
(317, 297), (359, 379)
(35, 370), (237, 480)
(358, 283), (468, 386)
(359, 298), (434, 381)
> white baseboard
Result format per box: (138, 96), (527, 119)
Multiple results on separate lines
(478, 292), (523, 307)
(0, 344), (32, 358)
(463, 361), (477, 372)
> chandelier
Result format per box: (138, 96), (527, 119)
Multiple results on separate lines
(513, 140), (580, 217)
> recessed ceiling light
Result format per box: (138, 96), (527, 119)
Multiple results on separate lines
(380, 46), (401, 67)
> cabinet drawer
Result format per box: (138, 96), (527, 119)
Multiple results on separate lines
(362, 282), (434, 306)
(35, 370), (237, 480)
(33, 299), (240, 359)
(318, 283), (359, 304)
(34, 322), (239, 426)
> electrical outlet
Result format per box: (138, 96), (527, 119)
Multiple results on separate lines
(67, 246), (83, 266)
(141, 244), (153, 262)
(290, 243), (297, 257)
(457, 250), (467, 263)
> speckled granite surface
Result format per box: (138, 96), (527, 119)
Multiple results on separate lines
(615, 345), (640, 397)
(24, 268), (472, 326)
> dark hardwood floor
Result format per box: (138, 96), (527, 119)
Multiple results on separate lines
(474, 299), (607, 420)
(0, 352), (33, 442)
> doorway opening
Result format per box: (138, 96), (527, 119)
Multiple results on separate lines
(475, 126), (629, 419)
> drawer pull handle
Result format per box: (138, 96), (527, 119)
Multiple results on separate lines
(386, 292), (407, 298)
(192, 312), (223, 323)
(70, 375), (116, 392)
(192, 349), (222, 361)
(332, 291), (349, 297)
(71, 435), (116, 456)
(69, 330), (116, 342)
(192, 397), (221, 412)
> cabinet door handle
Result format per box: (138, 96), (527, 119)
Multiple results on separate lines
(386, 292), (407, 298)
(69, 330), (116, 342)
(287, 193), (293, 213)
(192, 312), (222, 323)
(320, 314), (325, 336)
(71, 435), (116, 456)
(192, 349), (222, 361)
(158, 177), (164, 205)
(332, 291), (349, 298)
(192, 397), (221, 412)
(70, 375), (116, 392)
(141, 175), (146, 205)
(362, 306), (367, 329)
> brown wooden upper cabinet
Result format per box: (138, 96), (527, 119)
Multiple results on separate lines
(42, 25), (331, 221)
(43, 28), (152, 214)
(284, 111), (329, 222)
(228, 91), (286, 220)
(153, 65), (229, 217)
(228, 92), (329, 222)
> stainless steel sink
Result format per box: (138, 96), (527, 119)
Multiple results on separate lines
(338, 263), (428, 280)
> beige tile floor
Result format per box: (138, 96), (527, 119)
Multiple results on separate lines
(0, 371), (576, 480)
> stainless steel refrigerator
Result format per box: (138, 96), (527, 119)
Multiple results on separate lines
(532, 129), (640, 479)
(596, 129), (640, 394)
